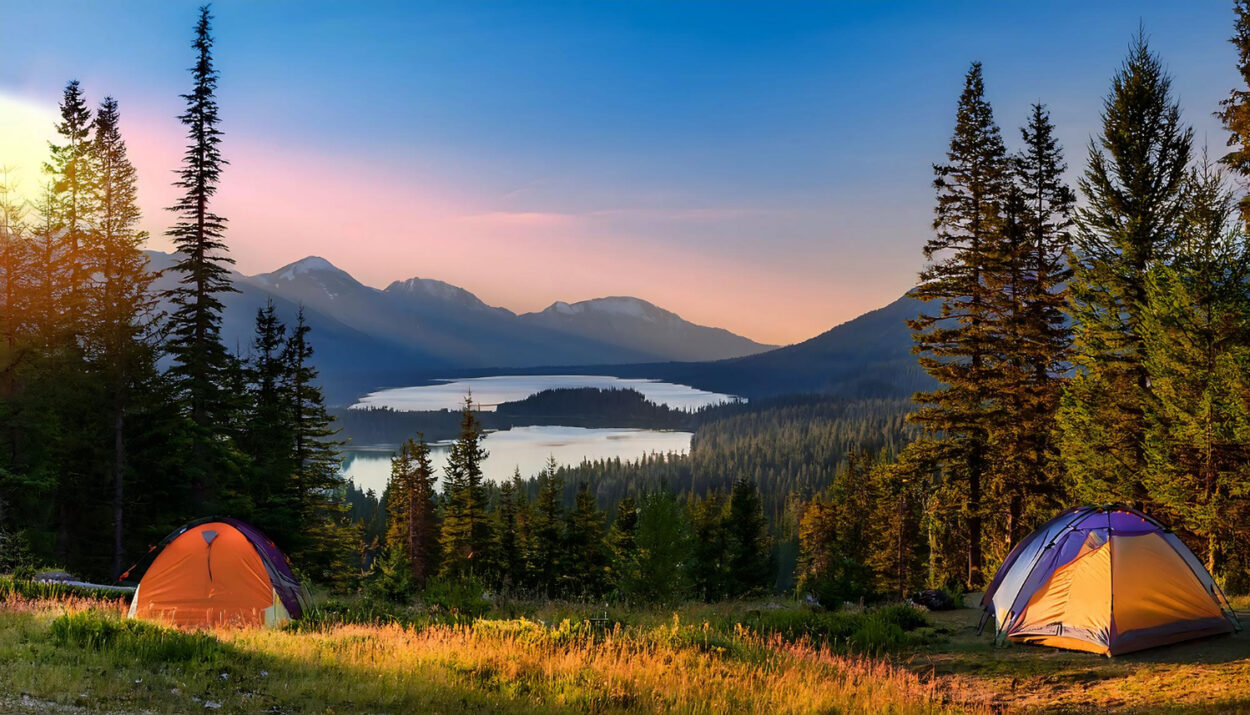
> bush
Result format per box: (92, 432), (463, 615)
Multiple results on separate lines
(872, 603), (929, 631)
(48, 611), (223, 663)
(422, 576), (491, 619)
(848, 617), (908, 656)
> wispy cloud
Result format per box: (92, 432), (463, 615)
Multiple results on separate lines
(457, 211), (579, 228)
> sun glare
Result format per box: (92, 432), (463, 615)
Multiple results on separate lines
(0, 92), (58, 204)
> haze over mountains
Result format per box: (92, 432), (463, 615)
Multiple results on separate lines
(145, 252), (779, 403)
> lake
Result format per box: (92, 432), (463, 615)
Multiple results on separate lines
(351, 374), (740, 412)
(342, 424), (692, 495)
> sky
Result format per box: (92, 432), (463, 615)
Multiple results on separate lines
(0, 1), (1241, 345)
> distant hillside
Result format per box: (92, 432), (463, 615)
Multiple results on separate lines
(519, 297), (774, 363)
(455, 292), (934, 400)
(146, 252), (776, 404)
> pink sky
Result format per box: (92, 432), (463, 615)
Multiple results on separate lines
(2, 90), (919, 346)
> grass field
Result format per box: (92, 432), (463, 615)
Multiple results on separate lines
(1, 586), (1248, 713)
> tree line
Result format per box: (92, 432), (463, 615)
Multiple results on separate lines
(891, 14), (1250, 596)
(0, 6), (355, 584)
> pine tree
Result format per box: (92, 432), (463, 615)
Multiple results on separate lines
(242, 302), (292, 527)
(44, 80), (93, 334)
(908, 62), (1010, 587)
(438, 395), (491, 581)
(84, 97), (158, 578)
(689, 492), (729, 601)
(563, 482), (607, 598)
(618, 491), (692, 604)
(725, 477), (771, 597)
(283, 308), (353, 585)
(529, 456), (564, 595)
(990, 104), (1074, 547)
(385, 435), (439, 588)
(495, 471), (526, 591)
(606, 495), (638, 593)
(1141, 158), (1250, 592)
(1219, 0), (1250, 223)
(1060, 33), (1193, 507)
(164, 5), (238, 506)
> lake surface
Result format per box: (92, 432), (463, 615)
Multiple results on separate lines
(351, 375), (740, 412)
(342, 425), (692, 495)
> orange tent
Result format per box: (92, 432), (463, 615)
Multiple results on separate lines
(126, 518), (307, 628)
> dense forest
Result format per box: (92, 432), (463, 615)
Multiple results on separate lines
(6, 3), (1250, 613)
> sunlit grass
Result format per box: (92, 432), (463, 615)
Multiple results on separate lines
(0, 595), (971, 713)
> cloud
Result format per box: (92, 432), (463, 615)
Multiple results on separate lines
(456, 211), (579, 228)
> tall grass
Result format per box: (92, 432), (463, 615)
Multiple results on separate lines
(0, 602), (973, 713)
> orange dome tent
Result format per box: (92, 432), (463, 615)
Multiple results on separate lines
(126, 518), (307, 628)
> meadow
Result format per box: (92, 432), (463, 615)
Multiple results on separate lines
(2, 578), (1248, 714)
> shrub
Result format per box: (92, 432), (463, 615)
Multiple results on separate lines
(872, 603), (929, 631)
(422, 576), (491, 619)
(48, 611), (223, 663)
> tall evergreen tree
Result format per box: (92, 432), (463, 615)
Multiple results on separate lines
(438, 395), (492, 580)
(495, 471), (526, 591)
(283, 308), (354, 585)
(1059, 34), (1193, 506)
(563, 482), (607, 598)
(242, 302), (293, 527)
(44, 80), (93, 334)
(528, 456), (564, 594)
(1141, 158), (1250, 592)
(908, 62), (1010, 587)
(993, 104), (1074, 545)
(164, 5), (238, 506)
(689, 492), (729, 601)
(85, 97), (158, 578)
(725, 477), (771, 597)
(606, 495), (638, 593)
(1219, 0), (1250, 224)
(385, 435), (440, 588)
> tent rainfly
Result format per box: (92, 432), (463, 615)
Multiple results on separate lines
(979, 505), (1241, 656)
(126, 518), (308, 628)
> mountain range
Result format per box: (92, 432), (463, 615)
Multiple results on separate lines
(145, 252), (779, 404)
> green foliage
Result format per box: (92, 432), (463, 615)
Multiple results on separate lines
(48, 611), (222, 663)
(618, 491), (693, 604)
(422, 575), (491, 618)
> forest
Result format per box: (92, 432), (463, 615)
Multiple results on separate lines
(4, 2), (1250, 621)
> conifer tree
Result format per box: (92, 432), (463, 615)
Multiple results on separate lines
(989, 104), (1074, 547)
(1059, 34), (1192, 506)
(908, 62), (1009, 587)
(528, 456), (564, 594)
(563, 482), (607, 597)
(164, 5), (238, 505)
(1219, 0), (1250, 223)
(1141, 158), (1250, 591)
(243, 301), (293, 526)
(495, 471), (526, 591)
(44, 80), (93, 333)
(690, 492), (729, 601)
(618, 491), (692, 604)
(283, 308), (354, 584)
(85, 97), (158, 578)
(438, 395), (492, 580)
(385, 435), (440, 587)
(725, 477), (771, 597)
(606, 495), (638, 592)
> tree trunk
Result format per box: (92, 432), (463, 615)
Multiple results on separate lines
(113, 394), (125, 580)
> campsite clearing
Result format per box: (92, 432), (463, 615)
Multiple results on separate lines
(1, 588), (1248, 713)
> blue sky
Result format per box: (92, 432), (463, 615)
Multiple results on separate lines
(0, 1), (1239, 343)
